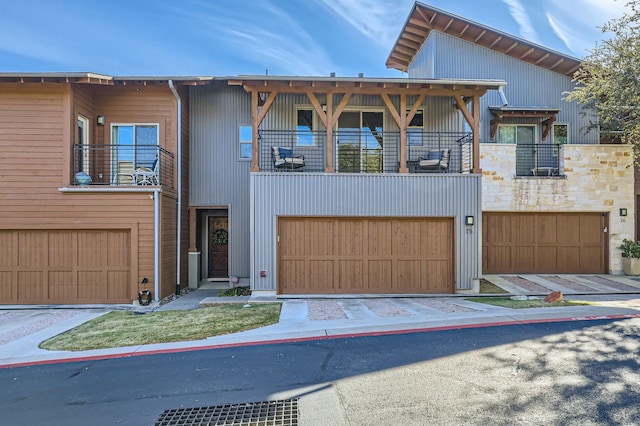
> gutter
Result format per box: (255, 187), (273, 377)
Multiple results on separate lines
(154, 190), (160, 301)
(168, 80), (182, 295)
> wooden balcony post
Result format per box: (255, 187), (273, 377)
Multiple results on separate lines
(325, 94), (335, 172)
(250, 90), (259, 172)
(399, 94), (408, 173)
(472, 95), (481, 174)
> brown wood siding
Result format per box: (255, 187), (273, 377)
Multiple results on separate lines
(482, 212), (607, 274)
(0, 83), (179, 304)
(278, 217), (454, 294)
(0, 229), (130, 304)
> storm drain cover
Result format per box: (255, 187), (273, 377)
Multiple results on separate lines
(156, 399), (298, 425)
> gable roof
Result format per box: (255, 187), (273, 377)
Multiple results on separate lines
(386, 2), (582, 77)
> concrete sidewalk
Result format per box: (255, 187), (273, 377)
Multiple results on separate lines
(1, 290), (640, 368)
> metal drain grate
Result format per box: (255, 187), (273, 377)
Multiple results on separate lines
(156, 399), (298, 426)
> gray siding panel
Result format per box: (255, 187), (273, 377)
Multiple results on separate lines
(251, 173), (482, 292)
(410, 32), (598, 144)
(190, 85), (251, 277)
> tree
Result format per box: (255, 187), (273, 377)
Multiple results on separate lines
(565, 1), (640, 154)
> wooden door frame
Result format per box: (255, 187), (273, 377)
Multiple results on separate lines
(194, 207), (230, 281)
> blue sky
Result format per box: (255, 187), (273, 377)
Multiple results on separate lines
(0, 0), (629, 77)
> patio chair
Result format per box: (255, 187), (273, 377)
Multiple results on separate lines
(416, 149), (450, 173)
(272, 146), (305, 171)
(132, 158), (159, 185)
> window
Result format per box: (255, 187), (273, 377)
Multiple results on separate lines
(407, 109), (424, 146)
(239, 125), (252, 159)
(296, 108), (314, 146)
(497, 125), (535, 144)
(111, 124), (158, 184)
(553, 123), (568, 155)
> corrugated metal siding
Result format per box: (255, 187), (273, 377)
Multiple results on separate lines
(410, 32), (598, 144)
(251, 173), (481, 291)
(190, 85), (251, 277)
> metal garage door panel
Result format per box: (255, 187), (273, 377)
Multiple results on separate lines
(278, 217), (454, 294)
(483, 213), (606, 274)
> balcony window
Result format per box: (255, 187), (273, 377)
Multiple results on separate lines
(296, 108), (315, 146)
(111, 124), (158, 184)
(407, 109), (424, 146)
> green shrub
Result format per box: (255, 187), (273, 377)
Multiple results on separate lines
(618, 239), (640, 259)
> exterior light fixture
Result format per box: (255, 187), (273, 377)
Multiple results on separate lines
(96, 115), (106, 125)
(620, 208), (628, 217)
(465, 215), (474, 226)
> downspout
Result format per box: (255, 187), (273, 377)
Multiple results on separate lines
(154, 189), (160, 302)
(498, 86), (509, 107)
(168, 80), (182, 295)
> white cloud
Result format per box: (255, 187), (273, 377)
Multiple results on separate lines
(501, 0), (540, 42)
(312, 0), (412, 49)
(544, 0), (630, 57)
(169, 0), (338, 76)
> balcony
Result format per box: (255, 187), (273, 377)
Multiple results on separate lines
(258, 130), (473, 174)
(72, 144), (174, 188)
(515, 143), (563, 177)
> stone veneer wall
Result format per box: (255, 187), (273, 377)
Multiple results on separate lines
(480, 144), (635, 274)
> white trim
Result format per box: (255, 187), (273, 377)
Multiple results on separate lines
(77, 115), (90, 173)
(238, 124), (252, 161)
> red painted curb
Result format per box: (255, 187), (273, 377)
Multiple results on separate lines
(2, 313), (640, 369)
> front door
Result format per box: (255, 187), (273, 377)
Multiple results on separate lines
(208, 217), (229, 278)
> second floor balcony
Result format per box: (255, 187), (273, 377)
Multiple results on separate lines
(258, 130), (473, 174)
(72, 144), (174, 188)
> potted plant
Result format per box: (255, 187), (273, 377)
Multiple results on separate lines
(618, 239), (640, 275)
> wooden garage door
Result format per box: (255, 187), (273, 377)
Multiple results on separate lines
(482, 213), (607, 274)
(278, 217), (454, 294)
(0, 230), (131, 304)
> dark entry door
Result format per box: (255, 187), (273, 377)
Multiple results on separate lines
(208, 217), (229, 278)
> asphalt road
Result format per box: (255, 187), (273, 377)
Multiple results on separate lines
(2, 318), (639, 425)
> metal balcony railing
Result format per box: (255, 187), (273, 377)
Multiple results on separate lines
(258, 130), (326, 172)
(515, 143), (562, 177)
(257, 130), (475, 174)
(71, 144), (174, 188)
(406, 132), (472, 174)
(334, 131), (399, 173)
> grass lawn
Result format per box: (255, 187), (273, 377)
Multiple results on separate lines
(465, 297), (593, 309)
(40, 303), (281, 351)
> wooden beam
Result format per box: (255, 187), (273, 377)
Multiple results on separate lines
(459, 24), (469, 37)
(535, 53), (550, 65)
(325, 94), (335, 172)
(472, 95), (481, 174)
(454, 95), (474, 128)
(489, 35), (502, 48)
(520, 47), (534, 59)
(504, 41), (518, 54)
(381, 94), (401, 127)
(250, 91), (259, 172)
(541, 117), (556, 141)
(256, 91), (278, 126)
(399, 94), (408, 173)
(549, 57), (565, 70)
(442, 17), (454, 32)
(306, 91), (327, 127)
(331, 93), (352, 124)
(406, 94), (426, 124)
(473, 29), (486, 43)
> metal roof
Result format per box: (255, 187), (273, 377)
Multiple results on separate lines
(386, 2), (582, 77)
